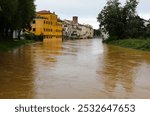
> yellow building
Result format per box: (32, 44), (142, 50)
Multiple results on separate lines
(30, 10), (62, 41)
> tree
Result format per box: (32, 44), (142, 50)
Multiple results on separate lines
(0, 0), (35, 40)
(12, 0), (35, 39)
(94, 29), (101, 37)
(97, 0), (144, 40)
(123, 0), (143, 38)
(144, 23), (150, 38)
(0, 0), (18, 39)
(125, 16), (145, 38)
(97, 0), (124, 39)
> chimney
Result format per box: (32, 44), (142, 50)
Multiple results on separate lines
(72, 16), (78, 24)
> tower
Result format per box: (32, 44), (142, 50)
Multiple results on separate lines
(72, 16), (78, 24)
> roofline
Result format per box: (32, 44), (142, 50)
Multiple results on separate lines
(36, 10), (57, 15)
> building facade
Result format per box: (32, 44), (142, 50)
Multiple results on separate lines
(30, 10), (62, 41)
(62, 16), (94, 40)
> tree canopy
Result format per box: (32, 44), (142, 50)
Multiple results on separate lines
(97, 0), (146, 40)
(0, 0), (35, 40)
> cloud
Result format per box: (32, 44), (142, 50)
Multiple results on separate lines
(35, 0), (106, 16)
(35, 0), (150, 28)
(137, 0), (150, 13)
(79, 17), (99, 29)
(35, 0), (106, 28)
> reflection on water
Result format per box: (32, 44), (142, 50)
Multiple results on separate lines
(0, 46), (35, 98)
(0, 38), (150, 98)
(98, 45), (150, 98)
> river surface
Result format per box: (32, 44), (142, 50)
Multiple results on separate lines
(0, 38), (150, 99)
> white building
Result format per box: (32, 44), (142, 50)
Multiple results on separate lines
(62, 20), (72, 38)
(13, 30), (24, 39)
(143, 19), (150, 27)
(79, 24), (94, 39)
(62, 16), (94, 39)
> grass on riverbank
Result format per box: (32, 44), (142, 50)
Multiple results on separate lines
(0, 40), (33, 51)
(103, 38), (150, 51)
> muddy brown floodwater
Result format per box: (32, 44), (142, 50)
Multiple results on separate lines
(0, 38), (150, 98)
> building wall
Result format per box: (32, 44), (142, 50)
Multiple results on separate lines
(30, 11), (62, 41)
(62, 17), (94, 40)
(87, 26), (94, 38)
(31, 18), (51, 38)
(62, 20), (73, 39)
(56, 21), (63, 39)
(80, 25), (94, 39)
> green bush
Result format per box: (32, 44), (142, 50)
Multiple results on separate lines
(104, 38), (150, 51)
(24, 33), (34, 40)
(0, 40), (33, 51)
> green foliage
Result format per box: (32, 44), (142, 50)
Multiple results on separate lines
(0, 0), (35, 40)
(144, 24), (150, 38)
(24, 33), (34, 40)
(0, 40), (33, 51)
(97, 0), (146, 39)
(125, 16), (145, 38)
(94, 29), (101, 37)
(97, 0), (123, 38)
(15, 0), (35, 30)
(104, 39), (150, 51)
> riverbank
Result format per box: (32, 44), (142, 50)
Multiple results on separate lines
(0, 40), (33, 51)
(103, 39), (150, 51)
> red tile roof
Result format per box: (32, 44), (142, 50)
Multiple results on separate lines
(37, 10), (51, 14)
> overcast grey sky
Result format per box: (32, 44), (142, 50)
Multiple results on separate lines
(35, 0), (150, 29)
